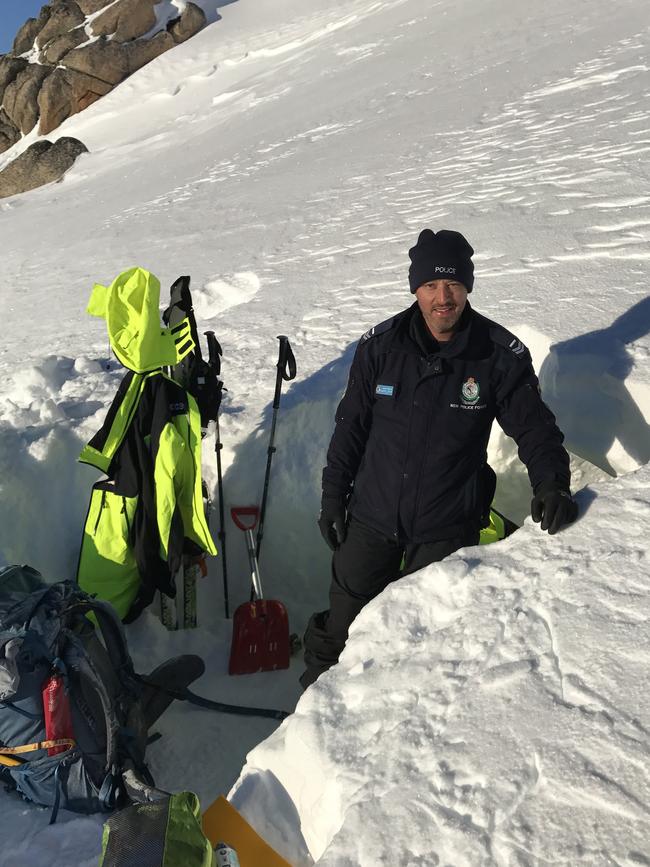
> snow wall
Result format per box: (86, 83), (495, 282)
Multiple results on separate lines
(0, 315), (648, 631)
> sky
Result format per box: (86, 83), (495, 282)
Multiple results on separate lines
(0, 0), (45, 54)
(0, 0), (649, 863)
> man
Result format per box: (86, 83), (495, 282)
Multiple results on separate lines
(301, 228), (577, 689)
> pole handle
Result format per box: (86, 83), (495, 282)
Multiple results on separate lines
(205, 330), (223, 376)
(273, 336), (296, 407)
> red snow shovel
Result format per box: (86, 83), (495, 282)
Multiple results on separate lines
(228, 506), (290, 675)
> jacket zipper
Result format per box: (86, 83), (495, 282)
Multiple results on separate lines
(411, 358), (442, 534)
(121, 498), (132, 539)
(93, 491), (107, 534)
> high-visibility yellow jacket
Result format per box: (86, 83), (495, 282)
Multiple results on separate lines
(77, 268), (216, 621)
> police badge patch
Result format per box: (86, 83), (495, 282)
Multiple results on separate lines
(461, 377), (480, 404)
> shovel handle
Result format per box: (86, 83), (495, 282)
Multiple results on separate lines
(231, 506), (259, 532)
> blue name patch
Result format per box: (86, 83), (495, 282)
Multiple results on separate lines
(376, 384), (394, 397)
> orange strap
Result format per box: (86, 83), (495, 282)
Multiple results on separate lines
(0, 738), (75, 755)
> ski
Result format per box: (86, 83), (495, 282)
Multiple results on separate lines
(159, 589), (178, 630)
(182, 555), (206, 629)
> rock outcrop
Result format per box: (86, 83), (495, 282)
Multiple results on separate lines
(0, 0), (208, 169)
(38, 67), (111, 135)
(0, 109), (21, 152)
(168, 5), (207, 44)
(36, 1), (86, 49)
(12, 7), (51, 55)
(3, 64), (52, 135)
(41, 29), (87, 65)
(0, 56), (29, 105)
(0, 136), (87, 198)
(90, 0), (157, 43)
(76, 0), (110, 14)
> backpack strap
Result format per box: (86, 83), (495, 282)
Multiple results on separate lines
(64, 631), (120, 772)
(0, 700), (42, 720)
(66, 598), (136, 683)
(65, 598), (154, 799)
(137, 677), (290, 721)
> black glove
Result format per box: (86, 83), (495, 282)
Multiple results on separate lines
(318, 495), (347, 551)
(531, 481), (578, 535)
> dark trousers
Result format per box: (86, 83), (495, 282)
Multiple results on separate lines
(300, 517), (479, 689)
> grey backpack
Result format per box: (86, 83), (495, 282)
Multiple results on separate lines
(0, 565), (203, 821)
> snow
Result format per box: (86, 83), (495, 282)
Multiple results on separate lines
(0, 0), (649, 863)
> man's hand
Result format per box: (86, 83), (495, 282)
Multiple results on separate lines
(318, 495), (347, 551)
(531, 481), (578, 535)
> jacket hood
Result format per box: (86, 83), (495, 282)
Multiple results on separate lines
(87, 267), (194, 373)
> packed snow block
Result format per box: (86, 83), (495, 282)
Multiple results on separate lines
(2, 64), (53, 135)
(35, 0), (85, 49)
(38, 67), (112, 135)
(0, 137), (88, 200)
(90, 0), (157, 43)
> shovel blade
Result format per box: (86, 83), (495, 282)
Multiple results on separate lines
(228, 599), (290, 675)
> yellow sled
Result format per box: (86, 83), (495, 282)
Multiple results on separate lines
(202, 796), (292, 867)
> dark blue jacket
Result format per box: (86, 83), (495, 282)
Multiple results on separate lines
(322, 302), (570, 542)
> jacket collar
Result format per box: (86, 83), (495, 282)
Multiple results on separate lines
(393, 301), (474, 358)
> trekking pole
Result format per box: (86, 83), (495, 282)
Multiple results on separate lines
(255, 335), (296, 562)
(206, 331), (230, 619)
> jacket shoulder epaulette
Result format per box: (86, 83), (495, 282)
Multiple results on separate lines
(485, 318), (532, 364)
(360, 314), (398, 345)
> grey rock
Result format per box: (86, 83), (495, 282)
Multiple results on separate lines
(126, 30), (175, 74)
(65, 29), (174, 86)
(0, 136), (88, 199)
(38, 67), (112, 135)
(0, 109), (21, 155)
(2, 64), (53, 134)
(64, 38), (129, 85)
(168, 3), (206, 44)
(12, 6), (51, 55)
(91, 0), (157, 43)
(12, 19), (41, 56)
(0, 56), (29, 105)
(76, 0), (112, 14)
(36, 1), (85, 48)
(41, 29), (87, 65)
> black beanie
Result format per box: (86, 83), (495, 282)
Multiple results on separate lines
(408, 229), (475, 293)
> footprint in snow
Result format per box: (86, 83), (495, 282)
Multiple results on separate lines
(192, 272), (260, 318)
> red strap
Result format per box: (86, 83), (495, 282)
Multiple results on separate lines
(231, 506), (259, 531)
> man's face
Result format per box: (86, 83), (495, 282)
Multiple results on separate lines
(415, 279), (468, 341)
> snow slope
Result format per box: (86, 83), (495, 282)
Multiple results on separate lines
(0, 0), (649, 862)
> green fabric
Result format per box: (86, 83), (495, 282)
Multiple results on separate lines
(479, 509), (506, 545)
(99, 792), (215, 867)
(88, 268), (195, 374)
(152, 383), (216, 560)
(79, 372), (154, 472)
(162, 792), (215, 867)
(78, 486), (140, 620)
(77, 373), (216, 618)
